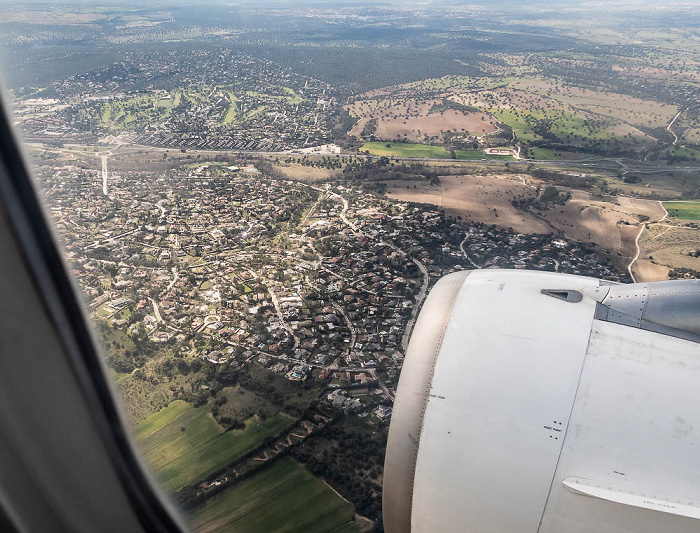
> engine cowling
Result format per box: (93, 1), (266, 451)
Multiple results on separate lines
(384, 270), (700, 533)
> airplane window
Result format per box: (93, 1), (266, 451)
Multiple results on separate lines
(0, 2), (698, 532)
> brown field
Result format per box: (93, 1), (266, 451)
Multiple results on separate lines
(535, 192), (665, 256)
(450, 87), (556, 112)
(375, 110), (495, 140)
(681, 127), (700, 145)
(347, 98), (497, 141)
(537, 192), (629, 252)
(637, 223), (700, 276)
(510, 80), (678, 130)
(384, 174), (551, 233)
(385, 175), (673, 280)
(631, 259), (669, 282)
(273, 163), (339, 182)
(348, 67), (684, 148)
(617, 196), (666, 219)
(435, 84), (658, 145)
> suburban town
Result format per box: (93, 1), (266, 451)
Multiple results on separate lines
(15, 49), (339, 151)
(39, 157), (620, 410)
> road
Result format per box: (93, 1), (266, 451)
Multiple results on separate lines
(101, 155), (108, 195)
(34, 139), (700, 169)
(627, 200), (669, 283)
(370, 369), (395, 401)
(156, 199), (167, 219)
(332, 301), (356, 354)
(149, 297), (163, 323)
(334, 193), (360, 236)
(459, 232), (481, 269)
(400, 257), (429, 352)
(667, 109), (683, 146)
(89, 228), (139, 248)
(267, 287), (300, 350)
(165, 267), (179, 293)
(32, 142), (700, 178)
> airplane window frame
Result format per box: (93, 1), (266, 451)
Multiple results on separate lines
(0, 92), (187, 533)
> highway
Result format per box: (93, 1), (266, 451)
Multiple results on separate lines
(31, 141), (700, 176)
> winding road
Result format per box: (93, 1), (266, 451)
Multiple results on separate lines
(627, 201), (669, 283)
(666, 109), (683, 146)
(459, 232), (481, 269)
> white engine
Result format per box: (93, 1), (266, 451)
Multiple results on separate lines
(384, 270), (700, 533)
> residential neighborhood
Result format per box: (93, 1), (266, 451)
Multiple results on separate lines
(16, 49), (338, 151)
(36, 156), (621, 421)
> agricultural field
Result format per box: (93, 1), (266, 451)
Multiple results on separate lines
(361, 141), (453, 159)
(134, 400), (294, 492)
(526, 147), (561, 160)
(663, 201), (700, 221)
(188, 458), (359, 533)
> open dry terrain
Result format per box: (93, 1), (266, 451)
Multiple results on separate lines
(273, 162), (339, 182)
(537, 192), (666, 254)
(384, 173), (675, 281)
(384, 174), (550, 233)
(347, 97), (496, 142)
(635, 222), (700, 279)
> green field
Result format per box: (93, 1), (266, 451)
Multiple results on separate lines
(360, 142), (512, 160)
(674, 146), (700, 162)
(361, 142), (453, 158)
(527, 147), (562, 160)
(99, 92), (178, 130)
(663, 201), (700, 220)
(95, 84), (304, 131)
(134, 400), (294, 491)
(188, 458), (359, 533)
(241, 105), (269, 122)
(222, 92), (239, 124)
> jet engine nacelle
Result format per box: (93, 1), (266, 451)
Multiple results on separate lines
(384, 270), (700, 533)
